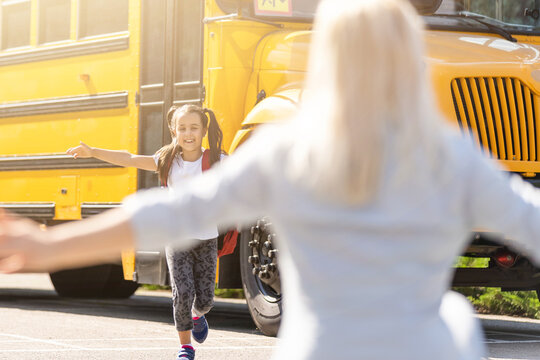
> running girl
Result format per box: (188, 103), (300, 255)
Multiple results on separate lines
(66, 104), (225, 360)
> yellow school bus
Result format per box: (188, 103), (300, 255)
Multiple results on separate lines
(1, 0), (540, 335)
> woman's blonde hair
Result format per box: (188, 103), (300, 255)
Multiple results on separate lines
(294, 0), (444, 204)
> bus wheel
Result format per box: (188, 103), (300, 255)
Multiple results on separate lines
(50, 264), (138, 298)
(240, 218), (282, 336)
(101, 263), (140, 298)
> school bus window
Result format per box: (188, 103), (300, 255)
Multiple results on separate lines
(78, 0), (128, 38)
(1, 0), (31, 50)
(215, 0), (250, 15)
(216, 0), (317, 19)
(38, 0), (71, 44)
(175, 0), (202, 84)
(141, 0), (166, 85)
(466, 0), (540, 27)
(437, 0), (540, 29)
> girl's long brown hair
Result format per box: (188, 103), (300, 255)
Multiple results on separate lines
(156, 105), (224, 184)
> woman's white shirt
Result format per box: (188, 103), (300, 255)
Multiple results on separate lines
(126, 126), (540, 360)
(152, 149), (226, 240)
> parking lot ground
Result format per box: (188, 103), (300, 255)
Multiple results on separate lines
(479, 314), (540, 360)
(7, 274), (540, 359)
(0, 274), (277, 360)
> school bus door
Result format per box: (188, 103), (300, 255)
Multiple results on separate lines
(138, 0), (204, 190)
(127, 0), (205, 285)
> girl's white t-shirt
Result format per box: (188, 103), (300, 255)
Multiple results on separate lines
(153, 149), (226, 240)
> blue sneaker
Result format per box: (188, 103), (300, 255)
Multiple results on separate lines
(176, 346), (195, 360)
(192, 315), (209, 343)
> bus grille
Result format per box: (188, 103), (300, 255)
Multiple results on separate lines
(451, 77), (540, 161)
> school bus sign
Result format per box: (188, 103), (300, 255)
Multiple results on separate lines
(254, 0), (292, 16)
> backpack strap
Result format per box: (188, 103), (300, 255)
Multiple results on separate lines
(200, 148), (237, 257)
(201, 149), (212, 172)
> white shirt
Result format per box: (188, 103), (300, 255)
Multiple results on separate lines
(152, 149), (226, 240)
(126, 126), (540, 360)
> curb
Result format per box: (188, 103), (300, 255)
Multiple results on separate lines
(135, 289), (250, 316)
(478, 314), (540, 335)
(211, 298), (250, 317)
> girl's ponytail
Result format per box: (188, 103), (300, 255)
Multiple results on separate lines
(156, 105), (181, 185)
(157, 142), (181, 185)
(166, 105), (179, 138)
(203, 108), (224, 166)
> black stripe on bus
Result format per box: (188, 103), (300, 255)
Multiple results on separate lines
(0, 155), (120, 171)
(81, 202), (122, 218)
(0, 91), (128, 118)
(0, 34), (129, 67)
(0, 202), (55, 219)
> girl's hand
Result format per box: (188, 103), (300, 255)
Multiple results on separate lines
(67, 142), (93, 159)
(0, 210), (57, 273)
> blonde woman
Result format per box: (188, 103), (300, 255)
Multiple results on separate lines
(1, 0), (540, 359)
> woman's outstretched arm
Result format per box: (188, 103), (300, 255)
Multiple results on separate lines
(67, 141), (157, 171)
(464, 140), (540, 264)
(0, 208), (136, 273)
(0, 127), (277, 273)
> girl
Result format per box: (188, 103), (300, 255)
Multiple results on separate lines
(66, 104), (225, 360)
(3, 1), (540, 359)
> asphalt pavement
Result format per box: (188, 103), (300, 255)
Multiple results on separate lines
(0, 273), (277, 360)
(3, 274), (540, 359)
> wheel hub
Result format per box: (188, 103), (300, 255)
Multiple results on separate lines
(248, 218), (281, 295)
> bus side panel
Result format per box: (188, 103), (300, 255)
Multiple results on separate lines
(0, 1), (141, 221)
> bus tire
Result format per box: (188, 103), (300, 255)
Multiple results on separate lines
(50, 264), (138, 298)
(240, 219), (282, 336)
(101, 263), (140, 298)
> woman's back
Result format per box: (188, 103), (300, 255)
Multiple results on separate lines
(126, 117), (527, 359)
(255, 129), (482, 359)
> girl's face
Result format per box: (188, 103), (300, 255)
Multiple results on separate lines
(172, 112), (207, 153)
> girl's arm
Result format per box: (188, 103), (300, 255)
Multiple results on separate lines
(67, 142), (157, 171)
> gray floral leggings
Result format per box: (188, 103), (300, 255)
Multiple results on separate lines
(165, 238), (217, 332)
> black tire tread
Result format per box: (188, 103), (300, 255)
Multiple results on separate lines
(240, 227), (281, 336)
(50, 264), (138, 299)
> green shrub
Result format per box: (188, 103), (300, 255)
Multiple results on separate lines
(454, 286), (540, 319)
(141, 284), (171, 291)
(454, 256), (489, 268)
(468, 288), (540, 318)
(214, 288), (245, 299)
(141, 284), (245, 299)
(454, 257), (540, 319)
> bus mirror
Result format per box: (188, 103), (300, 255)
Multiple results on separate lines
(409, 0), (443, 15)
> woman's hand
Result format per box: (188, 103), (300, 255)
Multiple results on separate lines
(0, 210), (57, 273)
(0, 208), (136, 274)
(67, 142), (93, 159)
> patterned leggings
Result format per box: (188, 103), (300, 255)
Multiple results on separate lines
(165, 238), (217, 332)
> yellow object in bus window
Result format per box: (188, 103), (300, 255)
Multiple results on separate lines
(254, 0), (292, 16)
